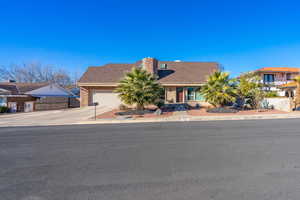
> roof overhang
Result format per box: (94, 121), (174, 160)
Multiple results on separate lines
(30, 94), (73, 98)
(78, 82), (205, 87)
(78, 82), (118, 87)
(0, 95), (29, 97)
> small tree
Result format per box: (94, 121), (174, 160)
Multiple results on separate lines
(200, 71), (237, 107)
(115, 67), (163, 110)
(293, 76), (300, 108)
(237, 72), (265, 109)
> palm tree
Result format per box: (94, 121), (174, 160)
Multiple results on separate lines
(200, 71), (237, 107)
(293, 76), (300, 108)
(115, 67), (163, 110)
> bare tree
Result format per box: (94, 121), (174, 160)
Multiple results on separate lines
(0, 63), (77, 87)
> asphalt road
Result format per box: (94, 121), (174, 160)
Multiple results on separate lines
(2, 119), (300, 200)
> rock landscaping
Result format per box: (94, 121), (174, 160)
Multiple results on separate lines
(206, 107), (238, 113)
(188, 108), (288, 116)
(96, 107), (173, 119)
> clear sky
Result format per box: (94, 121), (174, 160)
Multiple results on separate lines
(1, 0), (300, 77)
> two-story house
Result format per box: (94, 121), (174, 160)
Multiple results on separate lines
(256, 67), (300, 96)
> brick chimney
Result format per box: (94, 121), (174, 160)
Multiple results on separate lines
(142, 57), (158, 75)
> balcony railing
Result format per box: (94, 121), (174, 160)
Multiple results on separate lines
(260, 80), (293, 86)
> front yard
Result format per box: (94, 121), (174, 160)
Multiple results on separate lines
(96, 104), (288, 120)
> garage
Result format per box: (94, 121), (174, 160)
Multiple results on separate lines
(92, 90), (122, 108)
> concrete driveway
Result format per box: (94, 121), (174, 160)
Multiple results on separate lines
(0, 106), (111, 126)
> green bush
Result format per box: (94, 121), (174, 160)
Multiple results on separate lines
(265, 91), (278, 98)
(0, 106), (9, 113)
(154, 100), (165, 108)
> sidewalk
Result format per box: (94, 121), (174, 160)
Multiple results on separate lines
(78, 111), (300, 125)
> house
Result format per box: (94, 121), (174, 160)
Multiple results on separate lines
(255, 67), (300, 96)
(279, 82), (297, 98)
(0, 82), (47, 112)
(0, 82), (77, 112)
(78, 57), (220, 108)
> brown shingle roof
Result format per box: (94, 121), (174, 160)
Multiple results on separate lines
(79, 64), (133, 84)
(157, 61), (219, 84)
(0, 82), (48, 95)
(79, 61), (219, 85)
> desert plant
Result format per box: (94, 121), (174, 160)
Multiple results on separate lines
(115, 67), (163, 110)
(237, 72), (265, 109)
(265, 91), (278, 98)
(200, 71), (237, 107)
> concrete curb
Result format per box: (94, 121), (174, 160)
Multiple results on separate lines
(1, 113), (300, 127)
(76, 113), (300, 125)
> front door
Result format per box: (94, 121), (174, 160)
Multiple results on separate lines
(176, 87), (184, 103)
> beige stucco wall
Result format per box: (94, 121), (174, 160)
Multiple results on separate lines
(165, 87), (176, 103)
(264, 97), (293, 112)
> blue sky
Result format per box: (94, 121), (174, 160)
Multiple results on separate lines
(1, 0), (300, 77)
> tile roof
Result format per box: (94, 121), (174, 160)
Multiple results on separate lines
(79, 61), (219, 85)
(280, 82), (297, 88)
(0, 82), (48, 95)
(257, 67), (300, 73)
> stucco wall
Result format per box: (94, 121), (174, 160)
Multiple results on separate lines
(264, 97), (293, 112)
(165, 87), (176, 103)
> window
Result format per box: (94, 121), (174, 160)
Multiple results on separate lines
(160, 64), (167, 69)
(0, 97), (6, 106)
(286, 73), (292, 80)
(263, 74), (275, 83)
(187, 88), (195, 100)
(186, 87), (204, 101)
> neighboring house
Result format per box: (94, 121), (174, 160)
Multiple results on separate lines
(279, 82), (297, 98)
(255, 67), (300, 96)
(0, 82), (77, 112)
(25, 83), (77, 111)
(78, 57), (220, 108)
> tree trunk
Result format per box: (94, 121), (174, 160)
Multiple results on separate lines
(136, 104), (144, 111)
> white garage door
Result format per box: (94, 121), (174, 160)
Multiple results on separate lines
(92, 91), (122, 108)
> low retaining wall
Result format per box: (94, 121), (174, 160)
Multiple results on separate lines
(264, 97), (293, 112)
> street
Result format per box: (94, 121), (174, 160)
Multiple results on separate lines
(1, 119), (300, 200)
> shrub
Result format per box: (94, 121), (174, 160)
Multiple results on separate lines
(0, 106), (9, 113)
(154, 100), (165, 109)
(119, 104), (129, 111)
(265, 91), (278, 98)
